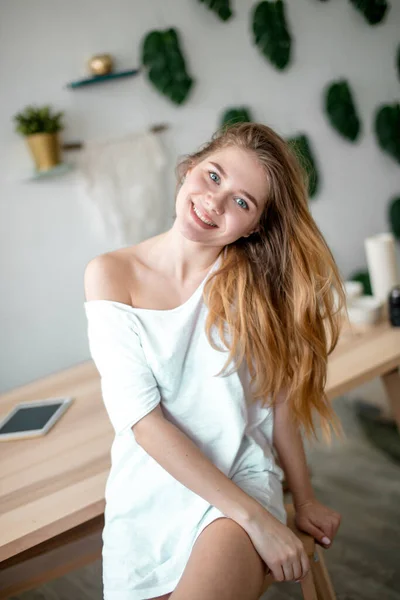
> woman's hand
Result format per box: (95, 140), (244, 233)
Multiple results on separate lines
(294, 498), (341, 549)
(244, 508), (310, 583)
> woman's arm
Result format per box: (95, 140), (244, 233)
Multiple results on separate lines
(272, 391), (315, 508)
(133, 404), (311, 581)
(272, 392), (342, 548)
(133, 405), (265, 527)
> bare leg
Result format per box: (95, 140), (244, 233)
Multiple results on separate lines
(170, 517), (267, 600)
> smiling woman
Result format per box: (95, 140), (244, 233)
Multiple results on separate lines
(191, 201), (218, 227)
(84, 121), (346, 600)
(174, 143), (267, 247)
(174, 123), (346, 443)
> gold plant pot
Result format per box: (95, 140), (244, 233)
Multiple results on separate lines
(26, 132), (62, 172)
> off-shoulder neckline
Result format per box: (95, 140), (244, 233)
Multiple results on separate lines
(84, 255), (221, 315)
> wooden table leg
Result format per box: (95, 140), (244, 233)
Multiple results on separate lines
(381, 368), (400, 432)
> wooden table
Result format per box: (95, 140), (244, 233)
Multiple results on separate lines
(1, 317), (399, 598)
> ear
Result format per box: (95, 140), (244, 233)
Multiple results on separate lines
(245, 226), (259, 238)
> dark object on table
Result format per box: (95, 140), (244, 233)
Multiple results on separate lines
(388, 285), (400, 327)
(354, 400), (400, 463)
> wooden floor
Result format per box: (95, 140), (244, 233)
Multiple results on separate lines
(10, 397), (400, 600)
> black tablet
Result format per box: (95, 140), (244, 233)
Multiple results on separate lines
(0, 397), (73, 441)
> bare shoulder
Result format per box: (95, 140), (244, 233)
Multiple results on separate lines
(84, 249), (134, 304)
(84, 233), (166, 305)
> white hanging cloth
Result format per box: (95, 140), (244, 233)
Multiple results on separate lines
(79, 130), (168, 247)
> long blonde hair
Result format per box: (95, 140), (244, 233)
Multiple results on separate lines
(175, 123), (347, 444)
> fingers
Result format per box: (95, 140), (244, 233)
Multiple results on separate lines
(282, 561), (295, 581)
(315, 512), (341, 545)
(329, 511), (342, 537)
(272, 549), (310, 583)
(270, 564), (285, 582)
(298, 510), (341, 547)
(309, 524), (333, 546)
(300, 551), (310, 581)
(300, 519), (328, 546)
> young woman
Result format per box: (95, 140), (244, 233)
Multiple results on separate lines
(84, 122), (345, 600)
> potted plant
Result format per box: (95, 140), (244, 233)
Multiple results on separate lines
(13, 105), (64, 172)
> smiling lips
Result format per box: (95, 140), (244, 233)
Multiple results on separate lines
(191, 202), (218, 227)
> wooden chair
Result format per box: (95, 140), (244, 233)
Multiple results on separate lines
(260, 504), (336, 599)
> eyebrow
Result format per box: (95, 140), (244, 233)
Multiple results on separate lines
(209, 161), (259, 208)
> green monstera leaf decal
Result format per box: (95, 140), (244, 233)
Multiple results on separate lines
(388, 196), (400, 240)
(324, 80), (361, 142)
(220, 107), (253, 129)
(349, 270), (372, 295)
(348, 0), (390, 25)
(141, 28), (194, 105)
(374, 103), (400, 164)
(252, 1), (292, 71)
(288, 134), (320, 199)
(397, 43), (400, 81)
(198, 0), (233, 21)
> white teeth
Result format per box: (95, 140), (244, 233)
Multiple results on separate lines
(193, 203), (216, 226)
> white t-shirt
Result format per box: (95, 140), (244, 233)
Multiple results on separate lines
(84, 254), (286, 600)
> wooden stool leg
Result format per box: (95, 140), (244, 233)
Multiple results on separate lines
(310, 546), (336, 600)
(381, 368), (400, 433)
(300, 568), (318, 600)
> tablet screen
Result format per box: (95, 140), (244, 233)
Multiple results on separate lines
(0, 402), (64, 434)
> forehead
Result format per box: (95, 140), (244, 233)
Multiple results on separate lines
(199, 146), (268, 203)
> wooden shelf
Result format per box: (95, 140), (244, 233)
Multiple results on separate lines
(66, 68), (140, 89)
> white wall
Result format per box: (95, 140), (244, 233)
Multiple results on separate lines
(1, 0), (399, 394)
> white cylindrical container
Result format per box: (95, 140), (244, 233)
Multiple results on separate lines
(347, 295), (384, 326)
(364, 233), (400, 318)
(344, 280), (364, 303)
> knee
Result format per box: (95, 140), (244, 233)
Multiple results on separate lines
(198, 517), (266, 577)
(174, 517), (266, 600)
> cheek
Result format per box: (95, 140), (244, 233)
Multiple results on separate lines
(190, 171), (207, 190)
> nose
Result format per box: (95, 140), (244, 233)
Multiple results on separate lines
(205, 190), (225, 216)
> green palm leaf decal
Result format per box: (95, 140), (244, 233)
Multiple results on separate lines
(348, 0), (389, 25)
(220, 107), (253, 129)
(388, 196), (400, 240)
(324, 80), (361, 142)
(252, 1), (292, 71)
(198, 0), (233, 21)
(288, 134), (320, 199)
(141, 28), (194, 105)
(397, 43), (400, 81)
(349, 270), (372, 295)
(374, 103), (400, 164)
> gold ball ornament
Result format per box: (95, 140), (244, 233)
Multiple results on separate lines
(87, 54), (114, 76)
